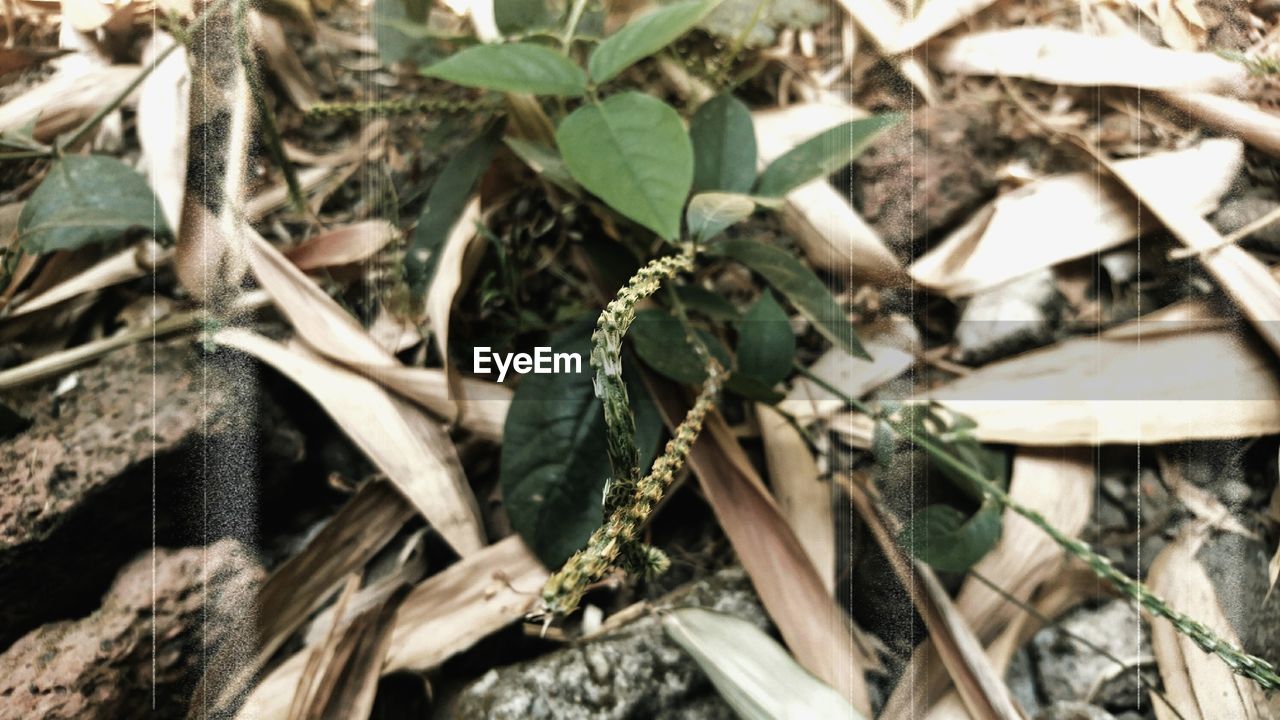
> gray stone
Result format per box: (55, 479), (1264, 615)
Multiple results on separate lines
(1006, 647), (1042, 718)
(451, 568), (768, 719)
(1030, 599), (1153, 711)
(954, 270), (1063, 364)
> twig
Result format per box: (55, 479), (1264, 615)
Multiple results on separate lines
(1168, 203), (1280, 261)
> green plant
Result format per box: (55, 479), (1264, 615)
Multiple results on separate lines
(405, 0), (897, 612)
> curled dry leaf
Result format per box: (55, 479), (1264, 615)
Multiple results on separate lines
(780, 315), (918, 424)
(284, 220), (399, 271)
(5, 241), (167, 319)
(891, 0), (999, 53)
(137, 32), (190, 236)
(0, 62), (139, 141)
(932, 27), (1247, 94)
(757, 403), (834, 594)
(1147, 530), (1273, 720)
(425, 198), (481, 366)
(752, 103), (902, 285)
(910, 139), (1242, 296)
(237, 536), (546, 720)
(214, 328), (486, 556)
(929, 309), (1280, 444)
(882, 449), (1095, 719)
(648, 375), (877, 714)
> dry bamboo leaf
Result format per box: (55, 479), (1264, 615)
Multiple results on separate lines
(237, 536), (546, 720)
(831, 0), (938, 102)
(425, 198), (481, 366)
(1160, 93), (1280, 159)
(929, 312), (1280, 444)
(779, 315), (918, 423)
(910, 139), (1242, 296)
(891, 0), (1000, 53)
(215, 328), (485, 556)
(6, 242), (165, 319)
(285, 220), (398, 271)
(1156, 452), (1255, 538)
(757, 404), (834, 594)
(932, 28), (1246, 94)
(1102, 149), (1280, 360)
(752, 104), (903, 284)
(0, 62), (138, 141)
(1148, 530), (1272, 720)
(258, 481), (414, 672)
(1155, 0), (1208, 51)
(290, 587), (408, 720)
(60, 0), (111, 31)
(137, 31), (189, 235)
(258, 16), (319, 110)
(648, 377), (876, 714)
(845, 477), (1025, 720)
(882, 449), (1095, 719)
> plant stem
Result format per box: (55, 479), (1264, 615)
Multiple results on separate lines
(792, 362), (1280, 692)
(560, 0), (589, 53)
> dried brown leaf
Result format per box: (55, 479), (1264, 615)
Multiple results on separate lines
(285, 221), (398, 271)
(238, 536), (546, 720)
(757, 404), (834, 593)
(215, 329), (485, 556)
(909, 140), (1242, 296)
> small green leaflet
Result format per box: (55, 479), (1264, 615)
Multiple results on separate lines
(735, 290), (793, 387)
(404, 121), (503, 297)
(664, 608), (864, 720)
(690, 94), (757, 194)
(500, 319), (662, 567)
(19, 155), (168, 253)
(685, 192), (754, 243)
(588, 0), (720, 83)
(755, 113), (899, 197)
(421, 43), (588, 96)
(899, 501), (1002, 572)
(717, 239), (869, 359)
(557, 92), (693, 240)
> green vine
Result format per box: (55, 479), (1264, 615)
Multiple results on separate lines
(542, 250), (723, 616)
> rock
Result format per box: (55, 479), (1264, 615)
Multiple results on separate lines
(1030, 599), (1153, 712)
(1037, 702), (1118, 720)
(953, 270), (1063, 364)
(0, 539), (262, 720)
(1005, 648), (1042, 718)
(1196, 531), (1280, 667)
(699, 0), (826, 48)
(450, 568), (768, 719)
(0, 342), (287, 650)
(1210, 195), (1280, 253)
(851, 98), (1003, 258)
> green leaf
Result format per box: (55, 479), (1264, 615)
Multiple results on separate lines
(373, 0), (439, 66)
(664, 608), (864, 720)
(690, 94), (756, 193)
(899, 501), (1002, 572)
(673, 285), (739, 321)
(717, 239), (868, 359)
(495, 0), (553, 34)
(19, 156), (167, 253)
(421, 43), (588, 96)
(588, 0), (720, 83)
(404, 121), (504, 296)
(557, 92), (693, 240)
(685, 192), (754, 243)
(503, 137), (581, 195)
(631, 308), (729, 384)
(736, 290), (793, 387)
(500, 319), (662, 567)
(755, 113), (899, 197)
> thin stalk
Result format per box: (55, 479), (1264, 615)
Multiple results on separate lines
(560, 0), (590, 53)
(967, 569), (1188, 720)
(793, 362), (1280, 692)
(60, 0), (235, 152)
